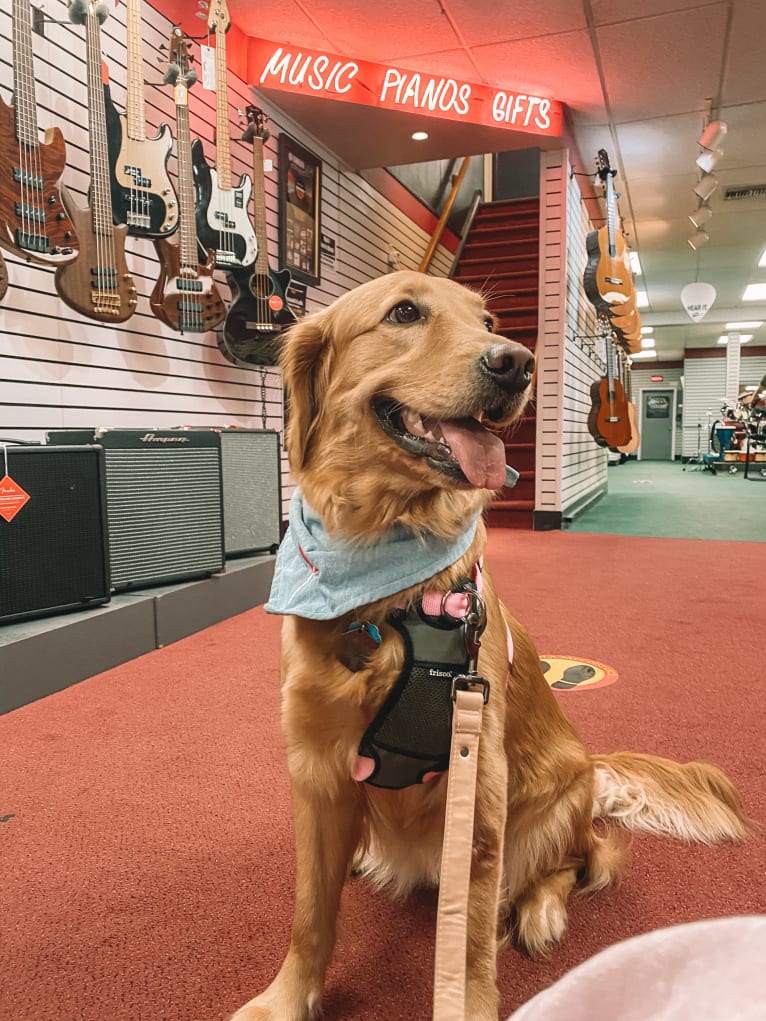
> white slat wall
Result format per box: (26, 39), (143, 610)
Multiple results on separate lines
(0, 0), (452, 520)
(680, 357), (727, 455)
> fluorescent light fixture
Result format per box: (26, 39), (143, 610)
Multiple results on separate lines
(640, 326), (654, 334)
(758, 246), (766, 267)
(635, 289), (648, 308)
(693, 174), (718, 201)
(688, 229), (709, 250)
(631, 350), (657, 359)
(629, 251), (642, 275)
(641, 336), (655, 348)
(411, 131), (429, 141)
(743, 283), (766, 301)
(725, 321), (762, 330)
(718, 334), (753, 344)
(698, 119), (727, 150)
(689, 204), (713, 228)
(696, 149), (723, 174)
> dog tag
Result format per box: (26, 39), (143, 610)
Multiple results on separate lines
(336, 621), (381, 672)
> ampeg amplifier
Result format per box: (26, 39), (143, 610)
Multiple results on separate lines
(47, 430), (225, 591)
(0, 444), (110, 623)
(189, 429), (282, 558)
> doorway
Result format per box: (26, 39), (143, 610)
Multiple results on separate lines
(640, 387), (676, 460)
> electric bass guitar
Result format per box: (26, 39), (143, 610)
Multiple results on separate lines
(55, 0), (137, 322)
(220, 105), (296, 365)
(583, 149), (633, 313)
(150, 28), (226, 334)
(105, 0), (178, 237)
(0, 0), (79, 265)
(587, 323), (632, 449)
(191, 0), (257, 271)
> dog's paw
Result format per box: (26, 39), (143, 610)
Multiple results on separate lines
(228, 987), (321, 1021)
(515, 886), (569, 956)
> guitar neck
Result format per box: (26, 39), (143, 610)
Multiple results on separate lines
(251, 135), (269, 274)
(214, 25), (231, 190)
(174, 84), (199, 272)
(125, 0), (147, 140)
(12, 0), (39, 147)
(84, 12), (115, 238)
(604, 171), (617, 260)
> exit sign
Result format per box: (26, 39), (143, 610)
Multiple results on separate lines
(650, 374), (664, 382)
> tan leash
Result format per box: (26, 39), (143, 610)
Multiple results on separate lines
(432, 661), (489, 1020)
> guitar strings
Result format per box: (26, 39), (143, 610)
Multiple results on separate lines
(15, 0), (45, 256)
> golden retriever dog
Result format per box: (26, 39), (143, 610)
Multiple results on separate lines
(230, 270), (748, 1021)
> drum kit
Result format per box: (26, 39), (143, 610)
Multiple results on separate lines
(711, 376), (766, 476)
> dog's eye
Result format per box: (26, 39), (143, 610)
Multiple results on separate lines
(484, 316), (494, 333)
(386, 301), (422, 325)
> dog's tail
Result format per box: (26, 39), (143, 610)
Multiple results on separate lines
(591, 752), (750, 844)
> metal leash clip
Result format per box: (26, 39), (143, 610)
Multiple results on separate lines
(451, 589), (490, 704)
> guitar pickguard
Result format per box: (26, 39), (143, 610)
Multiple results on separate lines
(192, 144), (257, 270)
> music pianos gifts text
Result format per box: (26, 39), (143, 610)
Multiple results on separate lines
(257, 47), (554, 130)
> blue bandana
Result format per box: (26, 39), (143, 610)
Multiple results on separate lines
(265, 490), (479, 621)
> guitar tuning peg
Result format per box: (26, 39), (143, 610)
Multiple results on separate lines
(198, 0), (209, 8)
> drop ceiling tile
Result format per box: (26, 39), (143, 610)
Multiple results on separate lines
(445, 0), (586, 46)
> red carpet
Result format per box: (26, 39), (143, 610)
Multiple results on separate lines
(1, 530), (764, 1021)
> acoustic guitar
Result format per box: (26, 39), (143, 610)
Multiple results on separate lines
(220, 105), (296, 366)
(583, 149), (633, 314)
(150, 28), (226, 334)
(105, 0), (178, 237)
(617, 356), (640, 455)
(191, 0), (257, 271)
(55, 0), (137, 323)
(0, 0), (79, 265)
(587, 324), (632, 448)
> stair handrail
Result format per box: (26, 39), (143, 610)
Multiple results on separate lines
(448, 188), (483, 279)
(418, 156), (472, 273)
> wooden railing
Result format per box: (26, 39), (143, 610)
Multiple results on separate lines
(418, 156), (472, 273)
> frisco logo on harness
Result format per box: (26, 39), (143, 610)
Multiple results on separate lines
(352, 582), (488, 790)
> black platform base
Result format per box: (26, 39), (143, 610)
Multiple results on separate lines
(0, 554), (275, 716)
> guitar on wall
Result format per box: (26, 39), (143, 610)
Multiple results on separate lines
(150, 28), (226, 334)
(616, 357), (640, 455)
(220, 105), (296, 366)
(104, 0), (178, 238)
(55, 0), (137, 323)
(587, 321), (632, 449)
(583, 149), (634, 316)
(0, 0), (79, 265)
(191, 0), (257, 272)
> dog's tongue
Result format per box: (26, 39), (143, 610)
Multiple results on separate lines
(439, 417), (507, 490)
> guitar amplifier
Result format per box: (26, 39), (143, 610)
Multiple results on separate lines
(46, 429), (225, 591)
(0, 444), (110, 623)
(188, 429), (282, 558)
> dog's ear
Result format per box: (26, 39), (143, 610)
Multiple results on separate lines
(281, 310), (333, 472)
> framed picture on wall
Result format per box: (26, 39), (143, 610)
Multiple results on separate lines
(278, 133), (322, 287)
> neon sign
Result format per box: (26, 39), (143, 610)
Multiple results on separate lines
(247, 38), (563, 138)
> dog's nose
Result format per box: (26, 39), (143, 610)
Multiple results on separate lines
(480, 341), (535, 393)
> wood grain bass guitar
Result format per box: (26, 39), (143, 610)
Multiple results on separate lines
(150, 28), (226, 334)
(583, 149), (633, 314)
(220, 105), (296, 365)
(0, 0), (79, 265)
(587, 325), (632, 449)
(191, 0), (257, 271)
(104, 0), (178, 237)
(55, 1), (137, 322)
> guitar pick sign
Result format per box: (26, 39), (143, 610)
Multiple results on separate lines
(681, 282), (716, 322)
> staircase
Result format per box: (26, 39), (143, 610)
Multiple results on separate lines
(451, 197), (540, 528)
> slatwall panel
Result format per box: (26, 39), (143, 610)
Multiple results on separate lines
(0, 0), (453, 523)
(560, 157), (607, 517)
(681, 357), (727, 456)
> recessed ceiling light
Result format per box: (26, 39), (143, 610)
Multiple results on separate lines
(631, 350), (657, 359)
(635, 289), (648, 308)
(718, 334), (753, 344)
(629, 251), (642, 275)
(725, 321), (763, 329)
(743, 283), (766, 301)
(411, 131), (429, 141)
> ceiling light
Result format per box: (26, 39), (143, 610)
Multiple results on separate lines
(688, 229), (709, 250)
(411, 131), (429, 141)
(718, 334), (753, 344)
(635, 289), (648, 308)
(698, 119), (727, 150)
(641, 336), (655, 348)
(689, 204), (713, 228)
(629, 251), (642, 275)
(758, 247), (766, 267)
(640, 326), (654, 334)
(743, 283), (766, 301)
(696, 149), (723, 174)
(693, 174), (718, 201)
(725, 321), (763, 329)
(631, 350), (657, 359)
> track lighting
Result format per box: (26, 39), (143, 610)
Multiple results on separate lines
(696, 148), (723, 173)
(689, 204), (713, 228)
(688, 229), (710, 250)
(698, 119), (727, 150)
(693, 174), (718, 201)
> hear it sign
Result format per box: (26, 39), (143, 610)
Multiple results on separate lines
(248, 38), (563, 139)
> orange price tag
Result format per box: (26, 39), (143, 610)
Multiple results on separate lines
(0, 474), (30, 523)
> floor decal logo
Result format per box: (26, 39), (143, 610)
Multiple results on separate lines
(540, 656), (618, 691)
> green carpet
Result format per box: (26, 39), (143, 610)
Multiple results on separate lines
(566, 459), (766, 541)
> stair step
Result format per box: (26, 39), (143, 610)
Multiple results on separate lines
(475, 198), (539, 218)
(457, 257), (538, 278)
(470, 224), (539, 243)
(453, 272), (538, 292)
(460, 240), (539, 261)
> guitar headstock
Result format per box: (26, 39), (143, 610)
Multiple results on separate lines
(207, 0), (230, 34)
(595, 148), (615, 181)
(242, 105), (270, 144)
(164, 26), (196, 88)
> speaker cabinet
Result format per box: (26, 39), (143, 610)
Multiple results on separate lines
(0, 445), (110, 623)
(47, 430), (225, 591)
